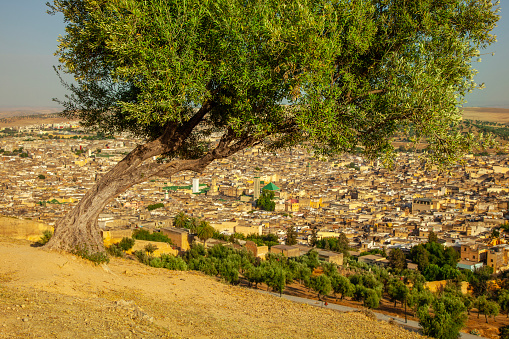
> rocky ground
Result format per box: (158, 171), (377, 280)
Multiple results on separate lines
(0, 237), (423, 338)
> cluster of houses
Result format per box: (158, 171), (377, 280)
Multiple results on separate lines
(2, 126), (509, 272)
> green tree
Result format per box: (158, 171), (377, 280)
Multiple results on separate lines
(330, 273), (354, 300)
(309, 228), (318, 247)
(196, 221), (215, 245)
(245, 265), (265, 289)
(363, 288), (381, 309)
(407, 288), (435, 317)
(310, 275), (332, 300)
(417, 296), (468, 339)
(268, 266), (286, 297)
(477, 295), (500, 323)
(173, 212), (188, 228)
(286, 225), (298, 246)
(428, 230), (438, 244)
(118, 237), (135, 251)
(147, 203), (164, 211)
(45, 0), (500, 255)
(257, 190), (275, 212)
(409, 244), (430, 271)
(498, 289), (509, 318)
(388, 248), (407, 271)
(387, 279), (409, 308)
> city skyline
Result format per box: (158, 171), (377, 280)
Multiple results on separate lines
(0, 0), (507, 109)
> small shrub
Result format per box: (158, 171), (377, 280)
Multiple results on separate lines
(118, 237), (135, 251)
(144, 243), (158, 254)
(72, 247), (110, 265)
(37, 230), (53, 246)
(106, 244), (124, 258)
(161, 254), (188, 271)
(149, 257), (163, 268)
(470, 329), (481, 336)
(134, 250), (150, 265)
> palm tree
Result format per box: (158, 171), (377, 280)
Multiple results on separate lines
(173, 212), (188, 228)
(197, 221), (215, 245)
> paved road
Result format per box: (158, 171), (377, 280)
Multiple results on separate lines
(257, 290), (486, 339)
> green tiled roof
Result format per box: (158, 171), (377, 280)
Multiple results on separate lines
(262, 182), (280, 191)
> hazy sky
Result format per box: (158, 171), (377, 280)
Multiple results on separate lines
(0, 1), (507, 109)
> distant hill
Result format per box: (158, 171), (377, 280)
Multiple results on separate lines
(0, 107), (62, 119)
(462, 107), (509, 123)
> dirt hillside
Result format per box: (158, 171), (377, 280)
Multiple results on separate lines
(0, 237), (422, 339)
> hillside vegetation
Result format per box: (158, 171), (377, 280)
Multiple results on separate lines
(0, 237), (420, 338)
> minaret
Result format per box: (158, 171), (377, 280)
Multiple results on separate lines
(211, 176), (218, 192)
(254, 176), (261, 200)
(192, 178), (200, 193)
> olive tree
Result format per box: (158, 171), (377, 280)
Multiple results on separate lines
(46, 0), (499, 254)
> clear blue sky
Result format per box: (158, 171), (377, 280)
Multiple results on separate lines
(0, 0), (507, 109)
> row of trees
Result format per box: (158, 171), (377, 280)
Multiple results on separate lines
(117, 220), (509, 339)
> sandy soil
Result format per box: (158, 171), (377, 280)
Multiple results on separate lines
(0, 237), (421, 339)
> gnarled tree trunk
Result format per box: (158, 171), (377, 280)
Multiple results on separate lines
(45, 106), (261, 254)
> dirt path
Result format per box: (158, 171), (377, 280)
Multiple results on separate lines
(0, 237), (422, 338)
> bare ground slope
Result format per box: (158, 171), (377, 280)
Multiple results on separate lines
(0, 237), (422, 339)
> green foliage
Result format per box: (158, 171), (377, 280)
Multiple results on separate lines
(160, 254), (188, 271)
(134, 250), (150, 265)
(106, 237), (135, 258)
(257, 190), (275, 212)
(245, 233), (279, 248)
(316, 234), (350, 255)
(132, 229), (174, 246)
(469, 266), (494, 297)
(349, 272), (383, 308)
(37, 230), (53, 246)
(388, 248), (407, 271)
(330, 273), (354, 300)
(427, 230), (438, 243)
(309, 228), (318, 247)
(72, 247), (110, 265)
(310, 275), (332, 300)
(500, 325), (509, 339)
(196, 221), (215, 243)
(37, 174), (46, 180)
(144, 243), (158, 254)
(498, 289), (509, 317)
(387, 278), (409, 307)
(118, 237), (135, 251)
(147, 203), (164, 211)
(286, 225), (297, 246)
(417, 295), (467, 339)
(106, 244), (124, 257)
(407, 288), (435, 315)
(476, 295), (500, 323)
(266, 266), (286, 296)
(408, 243), (460, 281)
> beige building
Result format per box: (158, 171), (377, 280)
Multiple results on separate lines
(160, 227), (193, 251)
(270, 245), (300, 257)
